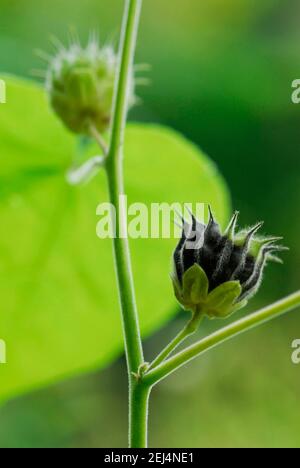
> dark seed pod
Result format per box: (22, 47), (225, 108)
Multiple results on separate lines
(172, 208), (287, 319)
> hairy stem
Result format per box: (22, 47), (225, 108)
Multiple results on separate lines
(130, 382), (152, 448)
(109, 0), (142, 159)
(105, 157), (143, 373)
(143, 291), (300, 387)
(104, 0), (144, 448)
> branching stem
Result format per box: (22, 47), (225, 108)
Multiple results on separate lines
(143, 291), (300, 387)
(91, 0), (300, 449)
(93, 0), (145, 448)
(148, 310), (204, 371)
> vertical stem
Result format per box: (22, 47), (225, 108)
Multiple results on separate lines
(130, 382), (152, 448)
(104, 0), (145, 447)
(106, 160), (143, 374)
(109, 0), (143, 158)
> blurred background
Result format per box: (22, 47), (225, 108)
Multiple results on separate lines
(0, 0), (300, 448)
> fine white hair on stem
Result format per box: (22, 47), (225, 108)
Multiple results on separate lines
(134, 63), (152, 72)
(135, 77), (152, 86)
(68, 26), (81, 46)
(34, 49), (53, 63)
(88, 29), (100, 46)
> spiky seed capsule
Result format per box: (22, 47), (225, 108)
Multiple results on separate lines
(46, 39), (135, 136)
(172, 208), (287, 319)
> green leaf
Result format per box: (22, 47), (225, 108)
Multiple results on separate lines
(206, 281), (242, 318)
(0, 76), (230, 401)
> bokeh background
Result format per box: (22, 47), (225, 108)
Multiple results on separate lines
(0, 0), (300, 448)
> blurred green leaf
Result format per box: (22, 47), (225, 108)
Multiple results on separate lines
(0, 76), (230, 401)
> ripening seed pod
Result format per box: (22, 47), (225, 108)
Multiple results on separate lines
(172, 208), (287, 319)
(46, 38), (135, 135)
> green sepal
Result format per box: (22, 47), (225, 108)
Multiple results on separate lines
(205, 281), (242, 318)
(172, 264), (209, 311)
(172, 275), (184, 305)
(183, 264), (209, 304)
(172, 266), (248, 319)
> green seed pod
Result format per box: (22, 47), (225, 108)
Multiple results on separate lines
(46, 39), (135, 135)
(172, 208), (288, 319)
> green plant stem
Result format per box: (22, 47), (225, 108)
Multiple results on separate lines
(130, 382), (152, 448)
(109, 0), (142, 159)
(105, 158), (143, 374)
(148, 310), (204, 371)
(106, 0), (143, 376)
(143, 291), (300, 387)
(103, 0), (145, 448)
(89, 123), (108, 155)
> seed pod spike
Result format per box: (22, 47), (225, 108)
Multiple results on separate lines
(239, 246), (271, 301)
(204, 205), (221, 245)
(174, 210), (192, 241)
(49, 35), (66, 52)
(35, 49), (53, 63)
(185, 206), (205, 241)
(245, 222), (264, 245)
(242, 222), (265, 256)
(264, 236), (283, 243)
(174, 208), (187, 227)
(173, 219), (183, 230)
(264, 245), (290, 255)
(267, 255), (284, 265)
(253, 243), (289, 264)
(224, 211), (239, 240)
(231, 222), (264, 280)
(211, 213), (239, 285)
(173, 211), (193, 285)
(208, 205), (215, 224)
